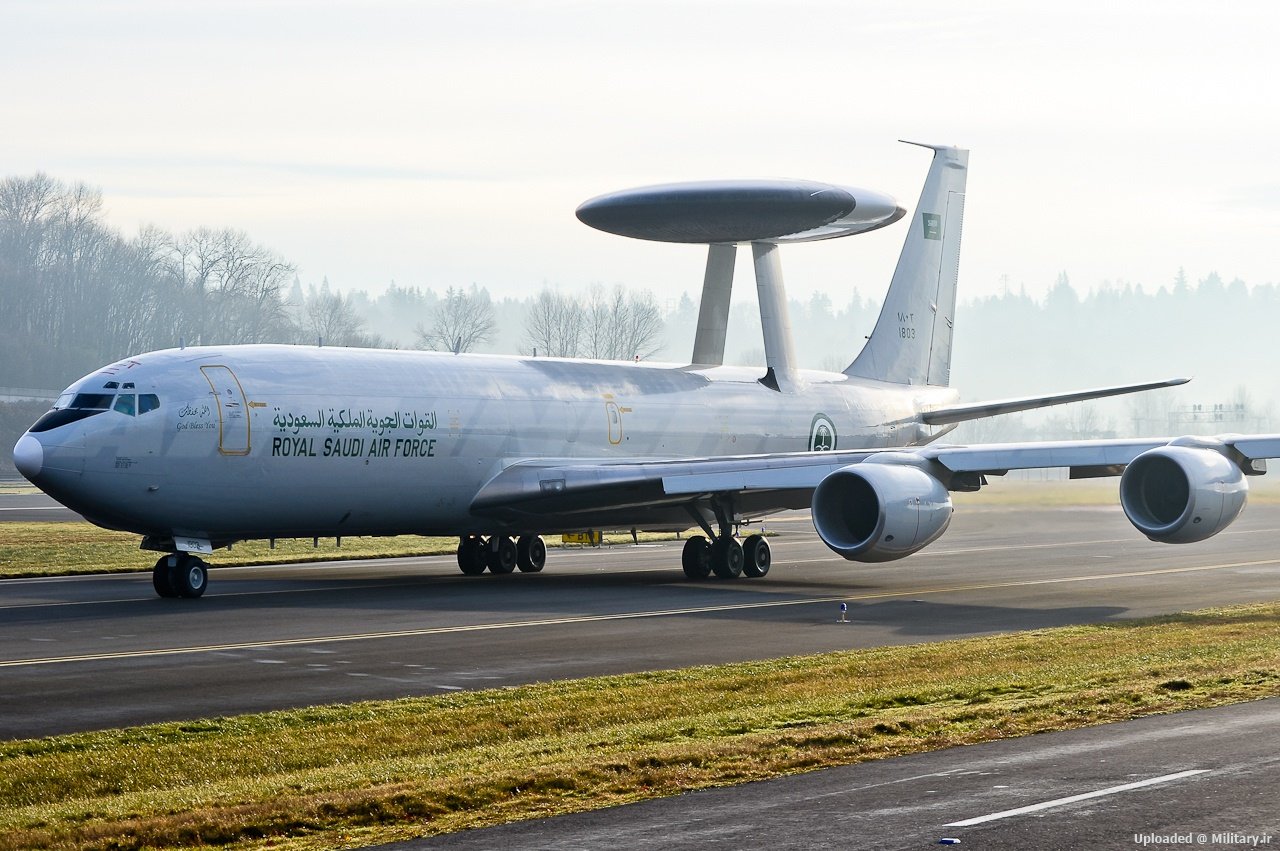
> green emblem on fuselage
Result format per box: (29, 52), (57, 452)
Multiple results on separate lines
(809, 413), (837, 451)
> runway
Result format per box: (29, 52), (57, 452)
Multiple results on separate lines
(3, 502), (1280, 739)
(391, 698), (1280, 850)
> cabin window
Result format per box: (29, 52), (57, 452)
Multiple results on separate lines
(139, 394), (160, 415)
(113, 394), (136, 416)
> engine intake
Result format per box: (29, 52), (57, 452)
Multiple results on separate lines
(811, 459), (952, 562)
(1120, 444), (1247, 544)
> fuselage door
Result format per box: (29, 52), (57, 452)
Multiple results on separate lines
(200, 365), (250, 455)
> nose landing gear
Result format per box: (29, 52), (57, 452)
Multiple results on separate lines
(152, 553), (208, 598)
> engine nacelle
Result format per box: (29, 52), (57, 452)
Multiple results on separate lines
(811, 458), (953, 562)
(1120, 444), (1247, 544)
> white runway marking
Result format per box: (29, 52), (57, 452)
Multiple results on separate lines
(944, 769), (1209, 826)
(3, 556), (1279, 667)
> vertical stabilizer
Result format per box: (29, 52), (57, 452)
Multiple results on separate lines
(845, 142), (968, 386)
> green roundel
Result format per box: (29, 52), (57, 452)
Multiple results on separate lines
(809, 413), (837, 451)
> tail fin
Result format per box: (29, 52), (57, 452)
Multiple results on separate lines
(845, 142), (968, 386)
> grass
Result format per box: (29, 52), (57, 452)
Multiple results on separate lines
(0, 523), (455, 577)
(2, 601), (1279, 851)
(0, 524), (687, 579)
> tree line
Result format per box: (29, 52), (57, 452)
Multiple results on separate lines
(0, 174), (670, 389)
(3, 173), (1276, 439)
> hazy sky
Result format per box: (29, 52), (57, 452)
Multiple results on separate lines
(6, 1), (1278, 306)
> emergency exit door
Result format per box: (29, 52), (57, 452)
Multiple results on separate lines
(200, 365), (251, 455)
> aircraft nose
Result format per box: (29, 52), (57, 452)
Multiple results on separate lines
(13, 433), (43, 482)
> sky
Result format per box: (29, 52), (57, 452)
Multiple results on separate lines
(5, 0), (1279, 307)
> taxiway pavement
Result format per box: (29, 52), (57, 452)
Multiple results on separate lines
(3, 503), (1280, 739)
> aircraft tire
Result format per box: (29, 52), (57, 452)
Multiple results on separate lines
(486, 536), (518, 574)
(517, 535), (546, 572)
(681, 536), (712, 579)
(152, 555), (179, 598)
(710, 537), (744, 579)
(742, 534), (771, 578)
(171, 555), (208, 598)
(457, 536), (487, 575)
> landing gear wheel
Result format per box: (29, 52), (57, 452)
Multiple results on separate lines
(169, 554), (208, 598)
(681, 535), (712, 579)
(710, 537), (744, 579)
(457, 536), (487, 575)
(742, 534), (771, 578)
(152, 555), (179, 598)
(517, 535), (546, 572)
(485, 536), (518, 574)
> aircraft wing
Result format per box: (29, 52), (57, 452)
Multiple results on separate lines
(471, 434), (1280, 527)
(470, 450), (878, 523)
(918, 377), (1190, 425)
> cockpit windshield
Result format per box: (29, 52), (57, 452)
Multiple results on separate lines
(70, 393), (114, 410)
(30, 385), (161, 433)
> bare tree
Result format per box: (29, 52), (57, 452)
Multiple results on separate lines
(523, 288), (583, 357)
(605, 285), (664, 361)
(526, 284), (663, 360)
(301, 278), (372, 346)
(164, 228), (296, 345)
(416, 284), (496, 353)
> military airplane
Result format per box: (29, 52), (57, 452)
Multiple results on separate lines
(13, 143), (1280, 599)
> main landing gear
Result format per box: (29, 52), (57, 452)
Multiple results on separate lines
(456, 534), (547, 575)
(680, 496), (771, 580)
(681, 533), (770, 579)
(152, 553), (209, 598)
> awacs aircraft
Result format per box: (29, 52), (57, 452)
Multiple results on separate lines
(13, 142), (1280, 599)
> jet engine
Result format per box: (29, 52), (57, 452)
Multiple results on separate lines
(1119, 442), (1248, 544)
(811, 457), (953, 562)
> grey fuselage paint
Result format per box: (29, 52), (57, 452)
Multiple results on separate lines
(29, 345), (956, 543)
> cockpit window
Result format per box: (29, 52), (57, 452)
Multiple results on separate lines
(70, 393), (114, 410)
(103, 381), (119, 390)
(31, 389), (160, 432)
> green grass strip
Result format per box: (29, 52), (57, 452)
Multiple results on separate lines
(0, 523), (678, 578)
(2, 602), (1280, 850)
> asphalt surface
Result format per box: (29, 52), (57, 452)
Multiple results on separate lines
(3, 502), (1280, 739)
(386, 698), (1280, 850)
(0, 490), (81, 521)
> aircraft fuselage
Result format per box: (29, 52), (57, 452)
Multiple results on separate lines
(27, 345), (955, 545)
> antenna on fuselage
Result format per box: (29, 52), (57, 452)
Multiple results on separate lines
(575, 176), (906, 391)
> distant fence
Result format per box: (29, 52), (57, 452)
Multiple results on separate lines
(0, 387), (58, 402)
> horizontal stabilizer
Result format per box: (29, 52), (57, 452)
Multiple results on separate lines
(919, 377), (1190, 426)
